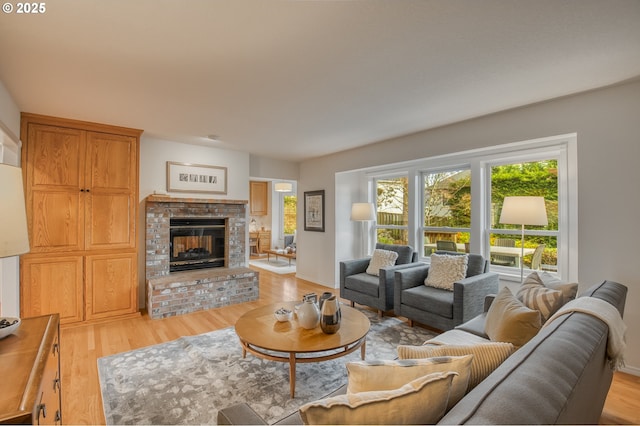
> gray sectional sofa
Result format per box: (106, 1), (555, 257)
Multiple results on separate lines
(217, 280), (627, 425)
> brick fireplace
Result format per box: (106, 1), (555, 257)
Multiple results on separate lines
(145, 195), (259, 319)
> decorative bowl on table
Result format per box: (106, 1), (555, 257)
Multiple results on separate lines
(274, 307), (293, 322)
(0, 317), (21, 339)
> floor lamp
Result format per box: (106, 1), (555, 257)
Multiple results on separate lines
(351, 203), (376, 257)
(499, 196), (548, 283)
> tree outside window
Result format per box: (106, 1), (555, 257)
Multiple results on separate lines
(375, 176), (408, 245)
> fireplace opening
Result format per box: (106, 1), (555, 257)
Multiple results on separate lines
(170, 218), (226, 272)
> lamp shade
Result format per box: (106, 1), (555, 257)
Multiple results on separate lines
(274, 182), (293, 192)
(0, 164), (30, 257)
(499, 196), (548, 226)
(351, 203), (376, 221)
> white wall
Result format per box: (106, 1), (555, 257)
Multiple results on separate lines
(137, 136), (251, 307)
(296, 79), (640, 374)
(0, 80), (22, 316)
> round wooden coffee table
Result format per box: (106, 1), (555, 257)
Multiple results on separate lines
(235, 301), (370, 398)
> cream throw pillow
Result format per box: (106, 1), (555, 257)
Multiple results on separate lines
(425, 253), (468, 290)
(366, 249), (399, 276)
(346, 355), (473, 410)
(299, 371), (456, 425)
(397, 342), (515, 390)
(485, 286), (541, 347)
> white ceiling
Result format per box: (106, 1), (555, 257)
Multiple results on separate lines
(1, 0), (640, 162)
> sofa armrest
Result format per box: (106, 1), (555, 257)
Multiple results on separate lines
(217, 402), (268, 425)
(340, 258), (370, 277)
(484, 294), (497, 312)
(452, 272), (500, 324)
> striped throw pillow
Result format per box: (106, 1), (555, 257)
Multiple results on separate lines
(517, 272), (566, 321)
(397, 342), (515, 390)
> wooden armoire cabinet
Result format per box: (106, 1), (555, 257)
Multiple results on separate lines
(20, 113), (142, 325)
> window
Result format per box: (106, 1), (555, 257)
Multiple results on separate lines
(422, 167), (471, 256)
(283, 194), (297, 235)
(374, 176), (409, 245)
(489, 159), (559, 273)
(367, 134), (577, 282)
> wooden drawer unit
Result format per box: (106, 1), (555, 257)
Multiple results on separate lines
(0, 314), (62, 425)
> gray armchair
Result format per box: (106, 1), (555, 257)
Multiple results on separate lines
(340, 243), (419, 318)
(394, 252), (499, 331)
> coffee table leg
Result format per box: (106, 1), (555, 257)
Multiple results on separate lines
(289, 352), (296, 398)
(361, 339), (366, 360)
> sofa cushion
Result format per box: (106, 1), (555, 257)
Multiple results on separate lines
(299, 371), (456, 425)
(455, 313), (490, 339)
(376, 243), (414, 265)
(397, 342), (515, 390)
(425, 253), (468, 290)
(485, 287), (541, 347)
(366, 249), (399, 276)
(344, 273), (379, 297)
(346, 356), (473, 410)
(402, 285), (453, 319)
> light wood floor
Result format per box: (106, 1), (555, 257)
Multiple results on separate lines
(59, 267), (639, 425)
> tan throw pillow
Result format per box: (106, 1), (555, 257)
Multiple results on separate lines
(366, 249), (399, 276)
(397, 342), (515, 390)
(517, 273), (564, 322)
(425, 253), (468, 290)
(346, 355), (473, 410)
(299, 371), (456, 425)
(485, 286), (541, 348)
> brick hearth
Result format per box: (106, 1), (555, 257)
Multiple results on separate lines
(145, 195), (259, 319)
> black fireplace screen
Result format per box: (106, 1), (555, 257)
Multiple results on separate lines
(170, 218), (226, 272)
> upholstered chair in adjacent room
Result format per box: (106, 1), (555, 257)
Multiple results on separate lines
(394, 251), (499, 331)
(340, 243), (419, 317)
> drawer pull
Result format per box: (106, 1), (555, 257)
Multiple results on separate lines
(53, 342), (59, 355)
(54, 410), (61, 423)
(38, 403), (47, 419)
(53, 377), (61, 391)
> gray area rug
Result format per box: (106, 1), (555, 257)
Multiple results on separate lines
(98, 308), (436, 425)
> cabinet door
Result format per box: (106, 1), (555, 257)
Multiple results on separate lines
(84, 132), (137, 250)
(25, 124), (86, 253)
(250, 181), (268, 215)
(20, 255), (84, 324)
(85, 253), (137, 320)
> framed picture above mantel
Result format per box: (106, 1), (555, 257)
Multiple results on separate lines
(166, 161), (228, 194)
(304, 190), (325, 232)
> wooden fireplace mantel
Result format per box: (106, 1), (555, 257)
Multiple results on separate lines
(146, 194), (248, 205)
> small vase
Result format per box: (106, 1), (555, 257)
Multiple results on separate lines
(297, 299), (320, 329)
(320, 295), (341, 334)
(319, 292), (333, 311)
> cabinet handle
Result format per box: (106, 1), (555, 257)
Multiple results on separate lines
(53, 377), (61, 392)
(54, 410), (61, 423)
(86, 188), (90, 192)
(38, 403), (47, 419)
(53, 342), (59, 355)
(80, 189), (85, 192)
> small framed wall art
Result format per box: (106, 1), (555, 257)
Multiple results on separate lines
(304, 190), (325, 232)
(166, 161), (228, 194)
